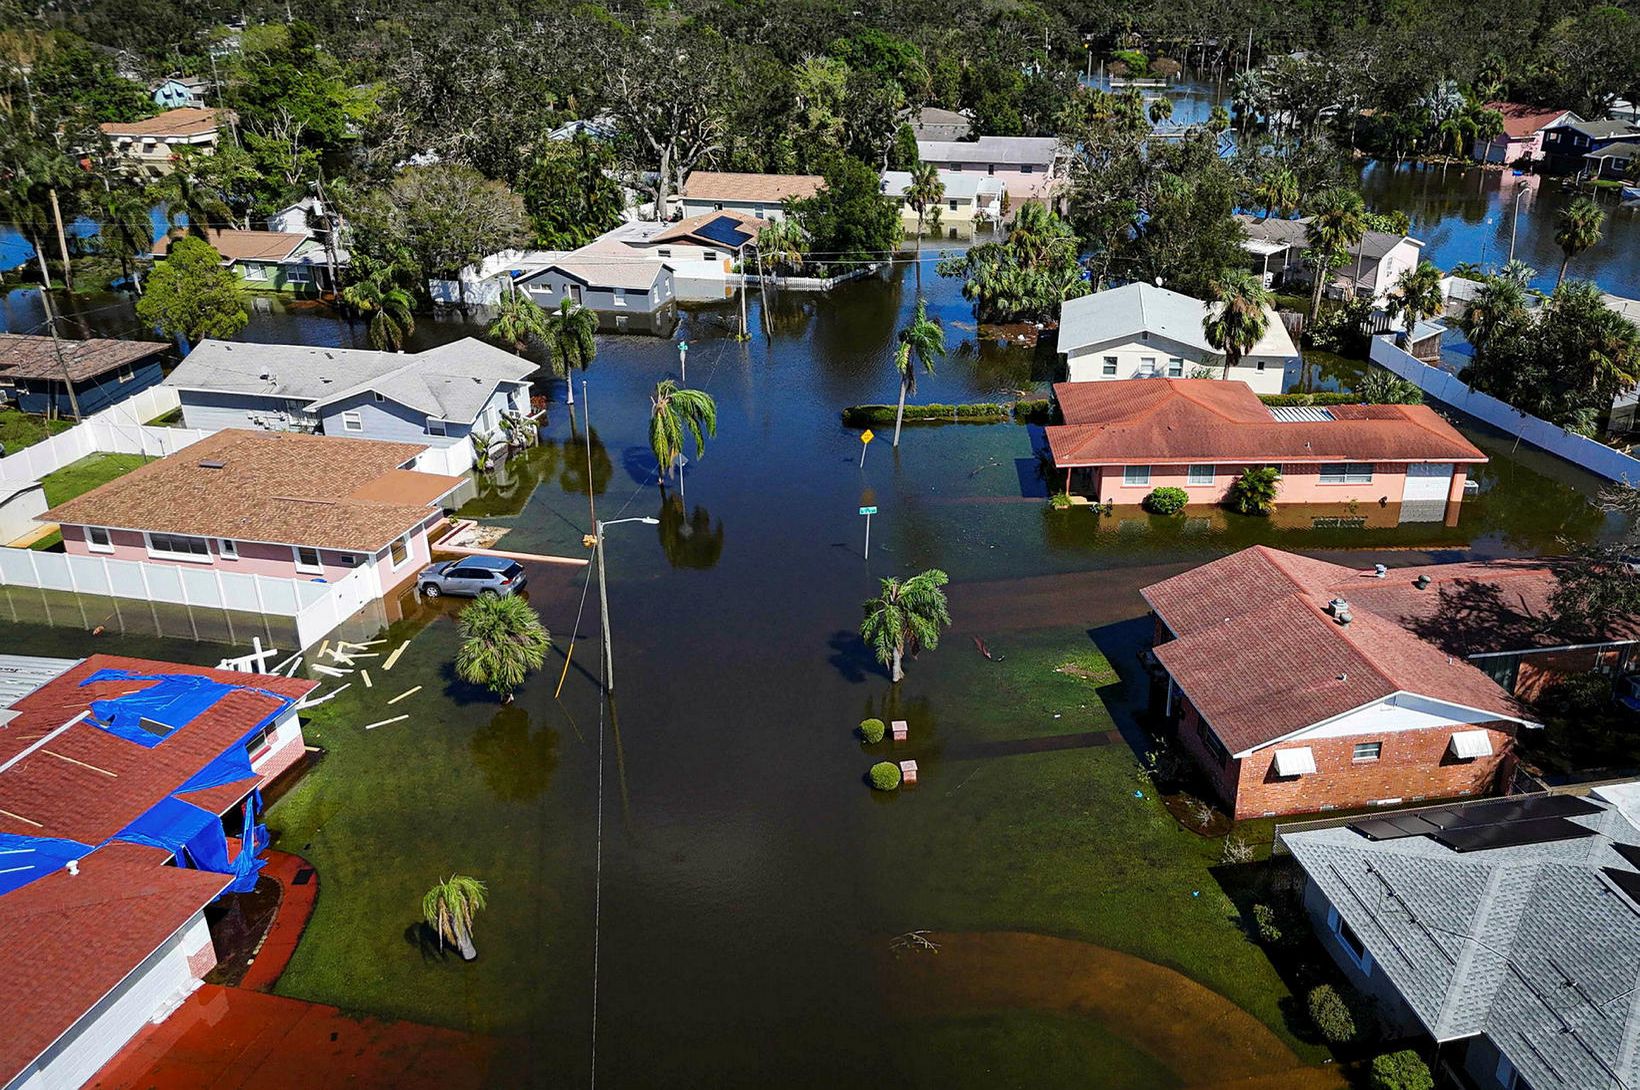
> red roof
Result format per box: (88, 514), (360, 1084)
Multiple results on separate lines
(1142, 547), (1532, 754)
(1484, 102), (1578, 141)
(0, 655), (315, 845)
(1046, 379), (1487, 467)
(0, 841), (228, 1083)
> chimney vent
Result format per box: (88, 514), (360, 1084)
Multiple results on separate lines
(1414, 574), (1431, 590)
(1335, 608), (1353, 626)
(1374, 563), (1387, 578)
(197, 459), (225, 469)
(1327, 597), (1349, 616)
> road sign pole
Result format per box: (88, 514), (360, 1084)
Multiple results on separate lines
(860, 442), (868, 468)
(858, 428), (875, 468)
(864, 510), (871, 559)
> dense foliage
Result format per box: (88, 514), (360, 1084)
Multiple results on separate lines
(1369, 1050), (1433, 1090)
(1143, 487), (1189, 515)
(859, 718), (886, 744)
(1306, 984), (1357, 1045)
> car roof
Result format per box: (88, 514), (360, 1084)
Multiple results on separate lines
(459, 555), (517, 570)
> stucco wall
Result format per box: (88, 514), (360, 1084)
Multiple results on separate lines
(523, 269), (676, 314)
(679, 197), (789, 221)
(63, 526), (374, 583)
(1084, 462), (1466, 518)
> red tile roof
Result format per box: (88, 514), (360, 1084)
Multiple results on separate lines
(1484, 102), (1578, 140)
(1142, 547), (1532, 754)
(1046, 379), (1487, 467)
(0, 841), (228, 1084)
(0, 655), (315, 845)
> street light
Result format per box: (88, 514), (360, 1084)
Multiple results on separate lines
(594, 516), (658, 694)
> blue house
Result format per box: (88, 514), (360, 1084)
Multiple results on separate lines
(150, 76), (208, 109)
(0, 334), (169, 419)
(1541, 117), (1640, 174)
(163, 337), (536, 451)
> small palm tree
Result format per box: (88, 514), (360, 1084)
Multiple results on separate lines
(1202, 271), (1273, 380)
(649, 380), (717, 483)
(1256, 168), (1299, 220)
(149, 162), (232, 240)
(543, 297), (597, 405)
(892, 298), (946, 447)
(1226, 466), (1280, 516)
(486, 290), (550, 352)
(757, 219), (806, 278)
(860, 569), (951, 683)
(343, 273), (415, 351)
(1357, 369), (1424, 405)
(1147, 96), (1174, 127)
(1384, 260), (1446, 337)
(1459, 276), (1528, 354)
(1304, 187), (1367, 320)
(454, 595), (550, 704)
(422, 875), (487, 960)
(1554, 196), (1605, 289)
(904, 160), (945, 256)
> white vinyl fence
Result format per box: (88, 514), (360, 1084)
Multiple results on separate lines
(0, 386), (209, 485)
(1369, 336), (1640, 484)
(0, 548), (376, 648)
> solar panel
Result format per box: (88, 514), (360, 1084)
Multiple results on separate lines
(1448, 794), (1602, 827)
(695, 216), (753, 248)
(1348, 794), (1605, 845)
(1434, 816), (1599, 853)
(1603, 867), (1640, 906)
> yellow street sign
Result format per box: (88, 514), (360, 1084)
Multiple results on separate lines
(860, 429), (874, 444)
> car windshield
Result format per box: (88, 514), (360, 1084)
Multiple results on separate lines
(499, 562), (524, 580)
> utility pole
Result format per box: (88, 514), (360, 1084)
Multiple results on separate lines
(593, 516), (658, 695)
(37, 304), (85, 423)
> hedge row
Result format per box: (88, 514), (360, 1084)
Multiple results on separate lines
(1259, 392), (1365, 407)
(842, 400), (1052, 426)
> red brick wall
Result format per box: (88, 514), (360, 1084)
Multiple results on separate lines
(1231, 725), (1515, 819)
(1171, 694), (1241, 811)
(1513, 647), (1611, 702)
(186, 937), (218, 978)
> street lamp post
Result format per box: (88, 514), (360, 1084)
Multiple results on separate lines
(1507, 185), (1530, 266)
(594, 516), (658, 694)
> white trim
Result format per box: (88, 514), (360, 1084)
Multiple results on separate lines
(1231, 690), (1539, 758)
(340, 411), (363, 433)
(85, 525), (114, 554)
(292, 545), (323, 574)
(144, 531), (214, 563)
(217, 538), (238, 561)
(389, 534), (411, 569)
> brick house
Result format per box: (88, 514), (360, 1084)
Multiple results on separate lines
(1141, 547), (1540, 819)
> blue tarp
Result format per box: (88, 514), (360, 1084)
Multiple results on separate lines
(176, 743), (257, 795)
(82, 670), (237, 747)
(0, 831), (93, 895)
(114, 791), (266, 895)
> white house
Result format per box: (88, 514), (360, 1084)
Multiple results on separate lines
(880, 171), (1004, 239)
(1057, 283), (1301, 395)
(568, 212), (763, 302)
(677, 172), (823, 221)
(1235, 215), (1424, 306)
(914, 136), (1062, 203)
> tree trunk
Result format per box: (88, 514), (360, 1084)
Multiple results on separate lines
(565, 374), (575, 405)
(893, 375), (909, 447)
(1309, 251), (1327, 321)
(49, 188), (73, 291)
(891, 645), (904, 683)
(455, 921), (477, 961)
(1557, 254), (1571, 290)
(29, 229), (52, 291)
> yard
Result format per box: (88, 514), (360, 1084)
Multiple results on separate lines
(39, 452), (151, 506)
(0, 409), (72, 455)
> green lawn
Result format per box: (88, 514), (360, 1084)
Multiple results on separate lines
(0, 410), (72, 455)
(39, 453), (151, 506)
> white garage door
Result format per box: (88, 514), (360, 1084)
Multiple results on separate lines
(1402, 463), (1453, 502)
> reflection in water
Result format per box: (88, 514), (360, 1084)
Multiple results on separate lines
(469, 704), (559, 802)
(559, 424), (613, 500)
(656, 494), (724, 570)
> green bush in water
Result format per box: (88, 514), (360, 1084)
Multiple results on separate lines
(870, 761), (901, 791)
(859, 718), (886, 744)
(1370, 1050), (1433, 1090)
(1307, 984), (1357, 1045)
(1143, 486), (1188, 515)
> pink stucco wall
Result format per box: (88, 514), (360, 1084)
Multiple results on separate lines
(1084, 462), (1470, 514)
(370, 513), (438, 587)
(61, 526), (367, 581)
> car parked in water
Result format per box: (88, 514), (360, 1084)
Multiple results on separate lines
(417, 555), (527, 599)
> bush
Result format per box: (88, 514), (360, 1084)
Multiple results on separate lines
(1012, 398), (1053, 422)
(1259, 392), (1366, 407)
(1307, 984), (1357, 1045)
(1143, 486), (1188, 515)
(869, 761), (901, 791)
(1226, 466), (1280, 516)
(1049, 491), (1073, 510)
(1357, 369), (1425, 405)
(842, 401), (1049, 427)
(1252, 903), (1283, 945)
(1370, 1050), (1433, 1090)
(859, 717), (886, 744)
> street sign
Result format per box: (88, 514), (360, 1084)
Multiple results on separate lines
(858, 506), (877, 515)
(859, 429), (874, 444)
(859, 504), (878, 558)
(858, 428), (874, 467)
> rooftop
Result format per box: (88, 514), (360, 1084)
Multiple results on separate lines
(880, 170), (1004, 200)
(521, 255), (673, 292)
(40, 429), (463, 552)
(915, 136), (1059, 166)
(1056, 282), (1297, 360)
(1482, 102), (1580, 140)
(164, 337), (535, 423)
(0, 334), (168, 384)
(647, 210), (765, 249)
(1235, 215), (1415, 272)
(1141, 546), (1531, 753)
(153, 228), (308, 263)
(680, 171), (824, 204)
(1046, 378), (1486, 467)
(99, 106), (225, 139)
(1556, 118), (1640, 140)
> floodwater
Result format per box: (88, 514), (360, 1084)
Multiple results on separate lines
(0, 267), (1629, 1089)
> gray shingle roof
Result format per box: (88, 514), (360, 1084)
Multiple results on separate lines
(164, 337), (535, 424)
(915, 136), (1059, 166)
(1055, 282), (1298, 360)
(1285, 789), (1640, 1090)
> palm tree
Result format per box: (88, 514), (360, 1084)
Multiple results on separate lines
(649, 380), (717, 484)
(860, 569), (951, 683)
(1226, 466), (1280, 516)
(486, 290), (550, 352)
(1206, 104), (1232, 136)
(543, 297), (597, 405)
(342, 272), (416, 351)
(1256, 168), (1299, 220)
(1458, 276), (1528, 354)
(1553, 197), (1605, 289)
(422, 875), (487, 960)
(892, 298), (945, 447)
(93, 183), (157, 294)
(904, 160), (946, 259)
(148, 163), (232, 240)
(757, 219), (806, 278)
(1303, 188), (1367, 321)
(454, 595), (550, 704)
(1202, 271), (1273, 381)
(1384, 260), (1446, 338)
(1147, 96), (1174, 127)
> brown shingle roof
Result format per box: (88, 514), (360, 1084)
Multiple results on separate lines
(152, 228), (307, 263)
(649, 209), (766, 246)
(1046, 379), (1487, 467)
(1484, 102), (1578, 140)
(680, 171), (824, 203)
(0, 334), (168, 383)
(41, 429), (462, 552)
(99, 106), (226, 139)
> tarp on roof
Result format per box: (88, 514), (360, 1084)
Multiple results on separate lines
(0, 831), (93, 896)
(115, 792), (265, 894)
(83, 669), (233, 747)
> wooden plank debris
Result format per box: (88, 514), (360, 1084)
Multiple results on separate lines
(364, 715), (409, 731)
(361, 670), (372, 689)
(387, 686), (421, 705)
(382, 641), (411, 671)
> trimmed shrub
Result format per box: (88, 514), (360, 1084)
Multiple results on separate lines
(1259, 392), (1366, 407)
(1252, 903), (1283, 945)
(1143, 486), (1188, 515)
(842, 401), (1049, 427)
(859, 718), (886, 744)
(869, 761), (901, 791)
(1370, 1050), (1433, 1090)
(1307, 984), (1357, 1045)
(1012, 398), (1053, 422)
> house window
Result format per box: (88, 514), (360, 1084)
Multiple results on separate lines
(657, 248), (671, 258)
(390, 535), (410, 568)
(245, 718), (279, 759)
(146, 532), (212, 561)
(218, 538), (238, 560)
(1256, 360), (1266, 371)
(341, 411), (363, 432)
(293, 546), (323, 574)
(754, 204), (766, 216)
(1353, 741), (1382, 762)
(713, 202), (724, 211)
(948, 198), (959, 211)
(1327, 906), (1373, 972)
(427, 418), (447, 437)
(374, 391), (385, 402)
(1020, 164), (1034, 174)
(1319, 463), (1373, 484)
(1186, 464), (1215, 486)
(613, 289), (627, 307)
(1142, 356), (1157, 375)
(118, 367), (135, 383)
(1102, 356), (1118, 376)
(285, 266), (312, 284)
(702, 250), (718, 261)
(242, 263), (268, 282)
(1166, 357), (1184, 377)
(1495, 1054), (1522, 1090)
(1123, 465), (1150, 486)
(86, 525), (114, 553)
(1197, 721), (1229, 766)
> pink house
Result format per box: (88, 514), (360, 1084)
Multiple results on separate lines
(1472, 103), (1581, 165)
(41, 429), (464, 602)
(1046, 379), (1487, 525)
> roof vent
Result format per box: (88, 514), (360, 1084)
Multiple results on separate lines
(197, 459), (226, 469)
(1414, 574), (1431, 590)
(1335, 608), (1353, 626)
(1374, 563), (1387, 579)
(1327, 597), (1349, 616)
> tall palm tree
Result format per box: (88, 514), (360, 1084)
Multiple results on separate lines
(892, 298), (945, 447)
(486, 290), (549, 352)
(342, 273), (415, 351)
(1202, 271), (1273, 380)
(1303, 187), (1366, 321)
(860, 569), (951, 683)
(543, 297), (597, 405)
(454, 595), (550, 704)
(422, 875), (487, 960)
(1554, 196), (1605, 289)
(148, 163), (232, 241)
(92, 182), (156, 294)
(649, 379), (717, 483)
(903, 160), (944, 283)
(1458, 276), (1528, 354)
(757, 219), (806, 278)
(1256, 168), (1299, 220)
(1384, 260), (1446, 337)
(1147, 96), (1174, 127)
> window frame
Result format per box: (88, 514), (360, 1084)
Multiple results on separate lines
(1353, 741), (1383, 762)
(340, 410), (364, 433)
(292, 545), (324, 574)
(145, 531), (213, 562)
(1186, 464), (1215, 486)
(85, 525), (114, 554)
(1102, 355), (1119, 376)
(1198, 721), (1230, 766)
(1327, 906), (1373, 972)
(1319, 462), (1374, 485)
(1166, 357), (1185, 377)
(218, 538), (238, 561)
(1122, 465), (1151, 487)
(389, 534), (411, 569)
(426, 417), (447, 437)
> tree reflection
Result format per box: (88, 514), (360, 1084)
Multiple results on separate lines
(557, 424), (612, 499)
(655, 493), (724, 569)
(469, 704), (559, 802)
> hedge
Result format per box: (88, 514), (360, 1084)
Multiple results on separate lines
(1259, 392), (1366, 407)
(841, 400), (1053, 426)
(869, 761), (901, 791)
(859, 718), (886, 744)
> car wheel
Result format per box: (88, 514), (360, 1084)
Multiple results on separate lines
(479, 588), (499, 598)
(421, 583), (441, 598)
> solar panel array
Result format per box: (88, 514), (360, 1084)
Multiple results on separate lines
(1348, 794), (1604, 852)
(695, 216), (755, 249)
